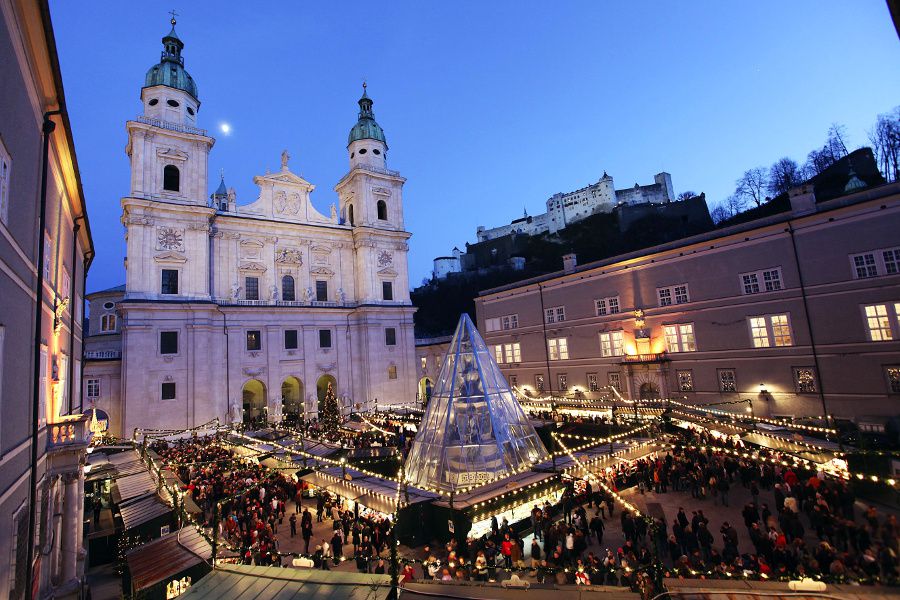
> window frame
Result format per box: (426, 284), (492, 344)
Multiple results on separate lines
(100, 313), (117, 333)
(161, 268), (179, 295)
(284, 329), (298, 350)
(281, 275), (296, 302)
(547, 337), (569, 361)
(599, 330), (624, 357)
(607, 372), (621, 392)
(161, 381), (177, 401)
(315, 280), (328, 302)
(717, 368), (737, 393)
(676, 370), (694, 392)
(163, 164), (180, 192)
(884, 366), (900, 395)
(318, 329), (332, 349)
(159, 330), (179, 355)
(848, 248), (900, 279)
(246, 329), (262, 352)
(534, 374), (545, 392)
(0, 137), (10, 226)
(86, 377), (100, 401)
(244, 276), (260, 301)
(545, 306), (566, 324)
(385, 327), (397, 346)
(793, 366), (818, 394)
(739, 267), (783, 295)
(862, 303), (895, 341)
(504, 342), (521, 363)
(493, 345), (504, 364)
(663, 323), (697, 353)
(657, 283), (690, 307)
(382, 281), (394, 301)
(748, 313), (793, 348)
(587, 373), (599, 392)
(557, 373), (568, 391)
(595, 295), (621, 316)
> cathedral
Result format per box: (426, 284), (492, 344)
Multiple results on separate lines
(84, 18), (416, 437)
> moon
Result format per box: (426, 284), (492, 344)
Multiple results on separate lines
(220, 122), (231, 135)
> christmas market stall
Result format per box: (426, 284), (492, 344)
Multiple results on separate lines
(124, 526), (211, 600)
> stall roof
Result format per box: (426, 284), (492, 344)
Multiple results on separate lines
(126, 526), (211, 592)
(741, 432), (836, 465)
(109, 449), (142, 465)
(180, 563), (390, 600)
(113, 471), (157, 504)
(432, 470), (561, 510)
(301, 467), (438, 513)
(119, 494), (172, 531)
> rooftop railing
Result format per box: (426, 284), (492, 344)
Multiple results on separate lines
(134, 115), (207, 136)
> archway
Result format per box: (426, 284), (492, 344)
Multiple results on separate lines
(242, 379), (267, 427)
(639, 382), (660, 401)
(281, 376), (303, 425)
(418, 377), (434, 409)
(316, 374), (337, 417)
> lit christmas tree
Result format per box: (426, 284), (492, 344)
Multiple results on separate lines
(320, 381), (341, 436)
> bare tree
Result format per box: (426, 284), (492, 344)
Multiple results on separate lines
(710, 205), (729, 224)
(803, 123), (850, 178)
(676, 191), (697, 201)
(869, 107), (900, 182)
(825, 123), (849, 158)
(804, 147), (834, 178)
(711, 195), (748, 224)
(768, 157), (802, 196)
(735, 167), (768, 207)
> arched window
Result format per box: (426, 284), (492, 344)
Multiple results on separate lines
(348, 204), (355, 226)
(281, 275), (295, 301)
(100, 313), (116, 332)
(163, 165), (180, 192)
(377, 200), (387, 220)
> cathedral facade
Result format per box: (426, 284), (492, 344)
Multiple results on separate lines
(86, 20), (416, 437)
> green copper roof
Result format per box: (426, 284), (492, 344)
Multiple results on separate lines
(143, 19), (199, 101)
(347, 87), (387, 147)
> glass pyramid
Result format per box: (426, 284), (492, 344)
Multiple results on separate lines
(404, 314), (550, 493)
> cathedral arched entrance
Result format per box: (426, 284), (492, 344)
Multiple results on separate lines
(242, 379), (267, 427)
(639, 382), (660, 400)
(316, 374), (337, 416)
(418, 377), (434, 409)
(281, 376), (303, 425)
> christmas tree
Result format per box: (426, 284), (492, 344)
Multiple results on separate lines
(320, 382), (341, 436)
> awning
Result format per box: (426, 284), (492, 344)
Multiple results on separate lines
(113, 471), (157, 504)
(741, 432), (836, 465)
(180, 563), (390, 599)
(126, 526), (211, 593)
(119, 494), (172, 530)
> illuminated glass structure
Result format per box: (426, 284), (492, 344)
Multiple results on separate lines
(404, 314), (549, 493)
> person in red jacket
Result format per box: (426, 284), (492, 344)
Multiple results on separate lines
(501, 533), (513, 569)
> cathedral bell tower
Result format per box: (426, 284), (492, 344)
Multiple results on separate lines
(335, 85), (411, 303)
(121, 15), (215, 299)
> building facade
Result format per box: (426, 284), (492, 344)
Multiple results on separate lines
(0, 0), (95, 597)
(475, 180), (900, 427)
(83, 21), (417, 438)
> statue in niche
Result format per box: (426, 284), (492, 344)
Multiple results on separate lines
(231, 282), (241, 300)
(305, 287), (314, 302)
(337, 287), (346, 303)
(270, 285), (279, 301)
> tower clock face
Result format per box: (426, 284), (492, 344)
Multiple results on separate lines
(157, 227), (184, 251)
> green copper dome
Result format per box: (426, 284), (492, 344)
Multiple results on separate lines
(347, 86), (387, 148)
(143, 19), (199, 101)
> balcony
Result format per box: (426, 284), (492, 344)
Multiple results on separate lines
(47, 414), (92, 453)
(85, 349), (121, 360)
(134, 115), (207, 136)
(621, 352), (669, 364)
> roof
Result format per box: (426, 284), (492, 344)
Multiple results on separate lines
(127, 526), (211, 592)
(143, 20), (199, 100)
(348, 89), (387, 147)
(180, 564), (391, 600)
(87, 284), (126, 297)
(300, 467), (438, 514)
(119, 493), (172, 530)
(113, 470), (157, 504)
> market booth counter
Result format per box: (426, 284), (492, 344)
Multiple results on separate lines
(300, 466), (438, 546)
(125, 526), (212, 600)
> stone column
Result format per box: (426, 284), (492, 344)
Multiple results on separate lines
(60, 471), (79, 582)
(76, 468), (86, 561)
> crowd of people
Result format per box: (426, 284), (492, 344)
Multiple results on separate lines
(146, 423), (899, 590)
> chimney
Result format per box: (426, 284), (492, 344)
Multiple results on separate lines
(789, 184), (816, 216)
(562, 253), (577, 273)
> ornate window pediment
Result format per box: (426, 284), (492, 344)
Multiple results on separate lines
(156, 147), (189, 161)
(372, 186), (392, 197)
(275, 247), (303, 264)
(377, 267), (398, 277)
(154, 251), (187, 263)
(310, 266), (334, 276)
(240, 239), (265, 249)
(239, 261), (267, 272)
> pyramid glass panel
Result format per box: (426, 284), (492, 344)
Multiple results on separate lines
(404, 314), (549, 492)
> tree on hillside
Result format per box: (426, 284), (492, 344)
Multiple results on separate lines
(735, 167), (769, 207)
(869, 107), (900, 182)
(676, 191), (697, 202)
(804, 123), (850, 177)
(710, 194), (747, 224)
(767, 157), (802, 196)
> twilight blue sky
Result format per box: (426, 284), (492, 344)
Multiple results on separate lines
(50, 1), (900, 293)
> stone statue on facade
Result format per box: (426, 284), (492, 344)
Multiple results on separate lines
(330, 203), (337, 221)
(281, 149), (290, 170)
(337, 287), (346, 304)
(270, 285), (279, 301)
(305, 287), (314, 302)
(231, 282), (241, 300)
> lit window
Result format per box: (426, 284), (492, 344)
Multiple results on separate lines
(595, 296), (620, 316)
(509, 375), (518, 387)
(388, 365), (397, 379)
(504, 343), (521, 363)
(86, 378), (100, 400)
(885, 367), (900, 394)
(493, 345), (504, 364)
(749, 314), (792, 348)
(864, 304), (893, 341)
(599, 330), (624, 357)
(677, 370), (694, 392)
(718, 369), (737, 393)
(246, 330), (261, 351)
(420, 357), (427, 370)
(548, 337), (568, 360)
(545, 306), (566, 324)
(587, 373), (599, 392)
(608, 372), (621, 391)
(100, 313), (117, 333)
(557, 373), (568, 391)
(534, 374), (545, 392)
(793, 367), (817, 393)
(664, 323), (696, 352)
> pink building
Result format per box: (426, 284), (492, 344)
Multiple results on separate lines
(474, 180), (900, 429)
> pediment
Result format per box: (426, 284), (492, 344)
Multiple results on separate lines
(253, 170), (315, 191)
(154, 251), (187, 263)
(157, 148), (189, 161)
(240, 239), (265, 248)
(310, 244), (332, 254)
(239, 261), (267, 272)
(310, 266), (334, 276)
(377, 267), (398, 276)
